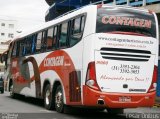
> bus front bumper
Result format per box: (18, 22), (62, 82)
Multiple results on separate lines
(83, 85), (156, 108)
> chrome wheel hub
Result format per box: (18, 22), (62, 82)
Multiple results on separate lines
(55, 91), (62, 108)
(45, 90), (50, 105)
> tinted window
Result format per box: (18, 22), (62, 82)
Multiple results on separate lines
(96, 7), (156, 38)
(53, 26), (57, 48)
(73, 17), (81, 34)
(25, 36), (33, 55)
(19, 40), (25, 56)
(12, 42), (18, 57)
(47, 27), (54, 49)
(46, 27), (57, 50)
(70, 16), (85, 46)
(36, 32), (42, 52)
(31, 34), (37, 53)
(59, 22), (68, 48)
(19, 35), (36, 56)
(81, 16), (85, 32)
(41, 31), (47, 51)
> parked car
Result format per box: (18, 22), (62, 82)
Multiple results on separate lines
(0, 72), (4, 94)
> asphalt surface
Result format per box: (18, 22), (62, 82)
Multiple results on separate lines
(0, 92), (160, 119)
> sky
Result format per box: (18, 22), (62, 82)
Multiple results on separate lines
(0, 0), (49, 33)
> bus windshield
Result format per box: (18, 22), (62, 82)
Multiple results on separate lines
(96, 7), (156, 38)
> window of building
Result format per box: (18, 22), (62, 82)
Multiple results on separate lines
(59, 22), (68, 48)
(1, 33), (5, 36)
(8, 33), (14, 38)
(9, 24), (14, 28)
(1, 23), (5, 27)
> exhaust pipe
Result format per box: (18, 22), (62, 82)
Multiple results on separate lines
(97, 98), (105, 105)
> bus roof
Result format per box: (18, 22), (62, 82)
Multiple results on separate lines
(14, 4), (152, 41)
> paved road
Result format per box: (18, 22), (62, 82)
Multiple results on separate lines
(0, 92), (160, 119)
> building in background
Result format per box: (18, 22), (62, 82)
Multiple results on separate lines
(0, 44), (8, 72)
(0, 19), (17, 72)
(0, 19), (17, 44)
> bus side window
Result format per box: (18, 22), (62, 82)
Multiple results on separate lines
(70, 16), (85, 46)
(16, 41), (20, 57)
(59, 22), (68, 48)
(25, 36), (32, 55)
(12, 42), (17, 57)
(22, 39), (26, 56)
(7, 42), (13, 60)
(36, 32), (42, 52)
(31, 34), (37, 54)
(53, 26), (57, 48)
(41, 30), (47, 52)
(19, 40), (24, 56)
(47, 27), (54, 50)
(81, 16), (85, 32)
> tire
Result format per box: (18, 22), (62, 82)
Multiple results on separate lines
(10, 84), (15, 98)
(107, 108), (124, 114)
(55, 85), (64, 113)
(44, 84), (54, 110)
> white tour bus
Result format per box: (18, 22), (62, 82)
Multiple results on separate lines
(1, 4), (159, 113)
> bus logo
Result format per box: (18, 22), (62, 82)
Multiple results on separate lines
(44, 56), (64, 67)
(102, 16), (151, 29)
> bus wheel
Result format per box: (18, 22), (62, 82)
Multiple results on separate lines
(107, 108), (124, 114)
(44, 84), (54, 110)
(55, 85), (64, 113)
(10, 85), (15, 98)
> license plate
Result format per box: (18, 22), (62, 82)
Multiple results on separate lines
(119, 96), (131, 102)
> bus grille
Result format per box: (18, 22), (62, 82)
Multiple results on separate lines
(100, 47), (151, 62)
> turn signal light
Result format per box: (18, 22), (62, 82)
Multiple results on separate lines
(85, 62), (100, 91)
